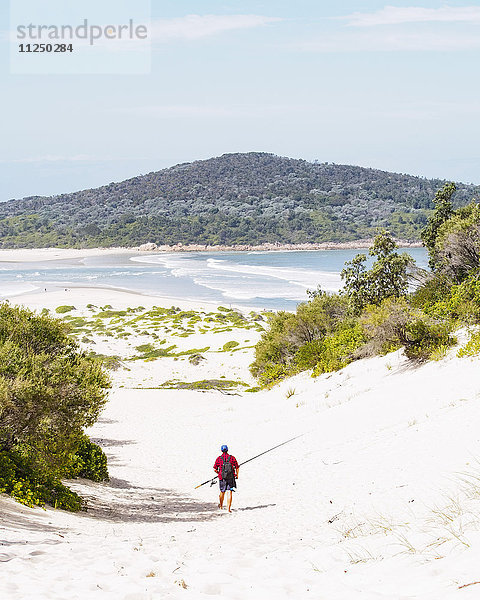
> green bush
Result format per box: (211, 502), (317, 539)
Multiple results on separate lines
(250, 293), (348, 383)
(403, 318), (455, 361)
(135, 343), (154, 353)
(311, 324), (366, 377)
(55, 305), (76, 313)
(361, 298), (455, 361)
(256, 363), (292, 387)
(63, 434), (109, 482)
(426, 273), (480, 323)
(0, 303), (110, 510)
(293, 339), (325, 371)
(0, 449), (82, 510)
(457, 329), (480, 357)
(410, 273), (452, 313)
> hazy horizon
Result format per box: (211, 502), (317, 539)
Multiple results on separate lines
(2, 1), (480, 199)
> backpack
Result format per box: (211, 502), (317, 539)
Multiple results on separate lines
(221, 455), (234, 480)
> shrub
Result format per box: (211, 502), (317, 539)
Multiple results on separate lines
(433, 201), (480, 280)
(135, 343), (154, 353)
(250, 293), (348, 383)
(55, 305), (76, 313)
(361, 298), (413, 355)
(361, 298), (455, 361)
(311, 324), (366, 376)
(0, 303), (110, 509)
(436, 273), (480, 323)
(63, 434), (109, 482)
(403, 318), (455, 361)
(421, 182), (456, 269)
(0, 449), (83, 510)
(256, 363), (291, 387)
(410, 273), (453, 313)
(457, 329), (480, 357)
(293, 339), (325, 371)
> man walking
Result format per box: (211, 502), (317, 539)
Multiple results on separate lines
(213, 444), (239, 513)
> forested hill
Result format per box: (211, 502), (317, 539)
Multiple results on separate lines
(1, 152), (479, 248)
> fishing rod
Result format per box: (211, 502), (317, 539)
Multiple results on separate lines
(194, 434), (304, 489)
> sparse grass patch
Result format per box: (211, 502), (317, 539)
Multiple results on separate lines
(135, 343), (154, 353)
(87, 352), (123, 371)
(96, 310), (127, 318)
(158, 379), (248, 391)
(222, 340), (239, 352)
(55, 305), (75, 314)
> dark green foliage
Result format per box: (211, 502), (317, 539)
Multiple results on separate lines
(421, 183), (456, 269)
(432, 202), (480, 282)
(251, 200), (475, 386)
(0, 303), (110, 509)
(63, 434), (109, 482)
(341, 231), (413, 313)
(250, 293), (349, 385)
(0, 154), (477, 248)
(0, 448), (83, 511)
(361, 298), (456, 360)
(403, 319), (455, 361)
(419, 272), (480, 323)
(310, 324), (366, 376)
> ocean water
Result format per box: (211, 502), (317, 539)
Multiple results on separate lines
(0, 248), (428, 310)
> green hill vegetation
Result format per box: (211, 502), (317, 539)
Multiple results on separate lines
(1, 153), (479, 248)
(251, 183), (480, 386)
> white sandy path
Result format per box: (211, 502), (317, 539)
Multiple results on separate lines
(2, 339), (480, 599)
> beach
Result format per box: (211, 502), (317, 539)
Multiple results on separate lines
(2, 280), (480, 600)
(0, 246), (429, 313)
(0, 239), (423, 263)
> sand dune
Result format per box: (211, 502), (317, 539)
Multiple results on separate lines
(2, 290), (480, 599)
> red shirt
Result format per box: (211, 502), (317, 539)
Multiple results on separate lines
(214, 453), (239, 480)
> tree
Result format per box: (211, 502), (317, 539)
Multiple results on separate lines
(341, 230), (413, 313)
(0, 303), (110, 480)
(421, 182), (456, 269)
(432, 202), (480, 282)
(250, 293), (348, 383)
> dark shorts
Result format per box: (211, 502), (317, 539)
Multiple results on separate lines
(219, 478), (236, 493)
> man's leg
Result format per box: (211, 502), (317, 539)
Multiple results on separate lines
(227, 490), (233, 512)
(219, 491), (225, 509)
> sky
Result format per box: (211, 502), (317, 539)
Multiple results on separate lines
(1, 0), (480, 200)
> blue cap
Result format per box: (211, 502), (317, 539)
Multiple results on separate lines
(221, 444), (228, 452)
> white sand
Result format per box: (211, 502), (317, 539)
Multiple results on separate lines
(0, 248), (137, 263)
(2, 289), (480, 599)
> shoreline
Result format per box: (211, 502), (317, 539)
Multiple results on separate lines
(0, 239), (423, 263)
(136, 239), (423, 252)
(2, 284), (266, 314)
